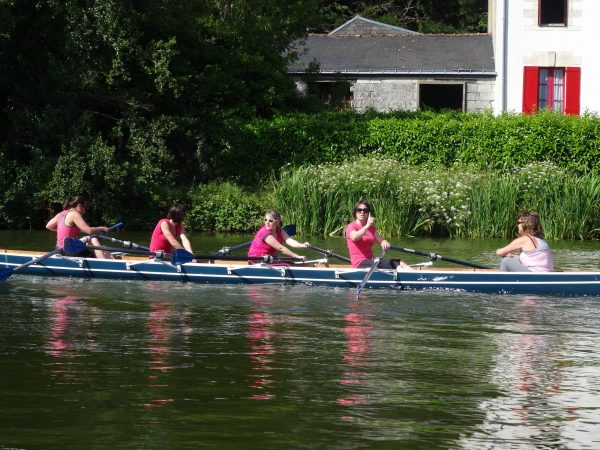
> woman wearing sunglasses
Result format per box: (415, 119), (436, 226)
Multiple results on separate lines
(346, 200), (411, 269)
(495, 211), (554, 272)
(248, 210), (310, 261)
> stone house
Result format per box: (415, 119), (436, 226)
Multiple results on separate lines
(290, 1), (597, 116)
(288, 15), (496, 113)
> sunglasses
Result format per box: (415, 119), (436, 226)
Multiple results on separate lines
(264, 218), (277, 223)
(355, 208), (370, 213)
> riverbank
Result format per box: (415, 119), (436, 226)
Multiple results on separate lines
(185, 158), (600, 240)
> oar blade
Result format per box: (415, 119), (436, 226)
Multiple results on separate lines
(0, 268), (13, 283)
(63, 238), (87, 256)
(355, 250), (385, 298)
(172, 249), (194, 265)
(282, 224), (296, 236)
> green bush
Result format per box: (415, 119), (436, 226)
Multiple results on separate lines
(187, 182), (265, 232)
(214, 110), (600, 186)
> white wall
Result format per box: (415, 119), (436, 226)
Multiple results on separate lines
(493, 0), (600, 114)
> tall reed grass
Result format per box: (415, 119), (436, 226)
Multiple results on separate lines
(268, 158), (600, 240)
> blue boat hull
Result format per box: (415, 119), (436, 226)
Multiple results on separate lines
(2, 250), (600, 296)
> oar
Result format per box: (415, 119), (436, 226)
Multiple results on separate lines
(389, 245), (491, 269)
(63, 238), (163, 258)
(0, 222), (123, 283)
(309, 245), (351, 263)
(64, 240), (306, 265)
(211, 224), (297, 256)
(96, 234), (150, 251)
(171, 249), (305, 265)
(355, 249), (385, 299)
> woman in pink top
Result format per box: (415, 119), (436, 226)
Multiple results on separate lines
(248, 210), (310, 261)
(496, 211), (554, 272)
(46, 195), (112, 258)
(346, 200), (411, 269)
(149, 204), (193, 254)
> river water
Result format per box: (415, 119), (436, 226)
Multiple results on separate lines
(1, 231), (599, 449)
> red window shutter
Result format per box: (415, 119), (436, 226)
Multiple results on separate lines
(564, 67), (581, 116)
(522, 66), (539, 114)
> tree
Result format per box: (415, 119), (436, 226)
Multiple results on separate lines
(0, 0), (319, 227)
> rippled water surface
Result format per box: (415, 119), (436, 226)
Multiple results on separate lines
(1, 232), (599, 449)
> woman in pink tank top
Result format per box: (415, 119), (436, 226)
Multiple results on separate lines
(46, 195), (112, 258)
(247, 210), (310, 262)
(345, 200), (411, 270)
(149, 204), (193, 254)
(496, 211), (554, 272)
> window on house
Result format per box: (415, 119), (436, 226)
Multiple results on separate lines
(539, 0), (567, 26)
(419, 84), (464, 111)
(538, 68), (564, 111)
(306, 80), (353, 110)
(523, 66), (580, 115)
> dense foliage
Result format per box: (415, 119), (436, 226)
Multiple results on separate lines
(214, 110), (600, 185)
(268, 158), (600, 240)
(2, 0), (598, 238)
(0, 0), (318, 228)
(316, 0), (487, 33)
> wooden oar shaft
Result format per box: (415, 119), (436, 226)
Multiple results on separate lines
(389, 245), (490, 269)
(97, 234), (150, 251)
(310, 246), (351, 263)
(210, 224), (297, 256)
(355, 250), (385, 298)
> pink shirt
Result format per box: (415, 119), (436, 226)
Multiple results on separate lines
(149, 218), (182, 253)
(346, 221), (376, 268)
(56, 210), (80, 248)
(248, 226), (283, 257)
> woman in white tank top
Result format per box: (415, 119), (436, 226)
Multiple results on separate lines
(495, 211), (554, 272)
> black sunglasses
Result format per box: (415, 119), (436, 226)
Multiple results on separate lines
(355, 208), (370, 213)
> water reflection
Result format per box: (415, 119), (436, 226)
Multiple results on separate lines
(245, 286), (276, 400)
(45, 289), (102, 381)
(144, 299), (176, 409)
(337, 293), (374, 410)
(143, 283), (193, 410)
(459, 296), (600, 449)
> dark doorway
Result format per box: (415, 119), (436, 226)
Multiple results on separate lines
(419, 84), (464, 111)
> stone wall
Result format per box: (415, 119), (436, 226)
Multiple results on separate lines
(295, 77), (496, 113)
(351, 78), (495, 113)
(352, 80), (418, 112)
(464, 80), (495, 112)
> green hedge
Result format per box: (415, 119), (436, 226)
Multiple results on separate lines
(213, 110), (600, 185)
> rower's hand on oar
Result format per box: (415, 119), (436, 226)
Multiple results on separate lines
(300, 242), (311, 248)
(380, 239), (391, 251)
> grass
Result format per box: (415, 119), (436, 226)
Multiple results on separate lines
(268, 158), (600, 240)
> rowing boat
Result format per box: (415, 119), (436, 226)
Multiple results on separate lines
(2, 248), (599, 296)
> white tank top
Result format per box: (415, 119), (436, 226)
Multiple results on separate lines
(519, 237), (554, 272)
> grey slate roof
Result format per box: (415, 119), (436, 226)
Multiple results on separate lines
(329, 15), (420, 36)
(288, 33), (495, 76)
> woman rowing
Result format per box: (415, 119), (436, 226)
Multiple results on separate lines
(247, 210), (310, 262)
(345, 200), (411, 269)
(496, 211), (554, 272)
(46, 195), (113, 258)
(149, 204), (194, 255)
